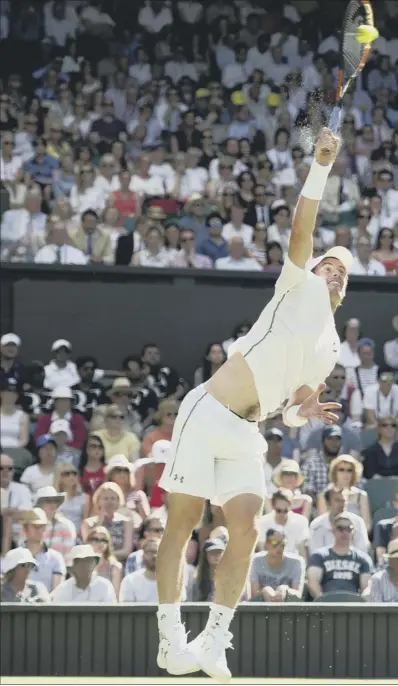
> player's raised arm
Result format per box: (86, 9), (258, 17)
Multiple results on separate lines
(288, 128), (340, 268)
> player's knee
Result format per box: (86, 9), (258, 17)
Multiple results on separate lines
(165, 493), (204, 534)
(228, 519), (258, 549)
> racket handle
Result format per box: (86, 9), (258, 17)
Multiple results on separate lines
(329, 106), (342, 134)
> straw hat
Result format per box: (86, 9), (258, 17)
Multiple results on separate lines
(272, 460), (304, 488)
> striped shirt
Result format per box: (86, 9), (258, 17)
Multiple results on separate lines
(368, 569), (398, 602)
(43, 515), (76, 567)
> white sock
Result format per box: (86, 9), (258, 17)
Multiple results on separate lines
(157, 603), (181, 632)
(206, 603), (234, 634)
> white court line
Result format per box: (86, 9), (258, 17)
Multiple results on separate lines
(1, 678), (396, 685)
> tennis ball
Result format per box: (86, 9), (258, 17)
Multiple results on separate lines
(356, 24), (379, 44)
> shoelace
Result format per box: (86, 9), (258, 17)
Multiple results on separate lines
(200, 630), (233, 652)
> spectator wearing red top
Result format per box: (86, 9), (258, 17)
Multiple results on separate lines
(34, 386), (87, 450)
(110, 169), (140, 224)
(79, 436), (106, 498)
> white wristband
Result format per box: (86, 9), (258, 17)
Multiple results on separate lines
(283, 404), (307, 428)
(301, 160), (332, 200)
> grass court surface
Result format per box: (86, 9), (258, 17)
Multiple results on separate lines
(2, 678), (396, 685)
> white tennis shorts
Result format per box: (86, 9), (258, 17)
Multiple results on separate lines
(159, 385), (267, 506)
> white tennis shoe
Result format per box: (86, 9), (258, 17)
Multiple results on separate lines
(157, 624), (200, 675)
(189, 628), (233, 683)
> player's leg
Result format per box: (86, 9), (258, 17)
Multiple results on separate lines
(190, 428), (266, 682)
(156, 387), (215, 675)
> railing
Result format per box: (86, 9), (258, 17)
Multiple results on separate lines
(1, 264), (397, 381)
(1, 603), (397, 679)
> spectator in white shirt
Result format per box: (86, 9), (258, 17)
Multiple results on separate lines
(164, 45), (199, 85)
(309, 488), (369, 555)
(339, 318), (361, 370)
(222, 203), (253, 247)
(216, 236), (262, 271)
(247, 34), (273, 75)
(267, 201), (291, 255)
(34, 216), (87, 265)
(350, 236), (387, 276)
(51, 544), (117, 603)
(44, 1), (78, 47)
(257, 489), (309, 558)
(1, 453), (32, 546)
(179, 148), (209, 200)
(1, 188), (47, 261)
(137, 1), (173, 35)
(222, 43), (252, 90)
(69, 165), (105, 217)
(129, 47), (152, 85)
(44, 340), (80, 391)
(120, 538), (162, 602)
(375, 168), (398, 218)
(132, 226), (171, 268)
(0, 131), (23, 182)
(359, 369), (398, 428)
(149, 144), (174, 184)
(384, 316), (398, 371)
(130, 153), (166, 198)
(93, 154), (119, 201)
(266, 45), (290, 87)
(302, 53), (327, 92)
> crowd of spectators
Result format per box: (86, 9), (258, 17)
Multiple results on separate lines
(1, 314), (398, 603)
(0, 0), (397, 272)
(0, 0), (398, 605)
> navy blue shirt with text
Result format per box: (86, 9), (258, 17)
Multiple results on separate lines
(309, 546), (373, 594)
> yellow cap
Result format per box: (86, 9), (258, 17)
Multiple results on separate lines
(196, 88), (210, 99)
(231, 91), (246, 106)
(267, 93), (281, 107)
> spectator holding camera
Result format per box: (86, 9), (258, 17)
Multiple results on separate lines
(250, 529), (305, 602)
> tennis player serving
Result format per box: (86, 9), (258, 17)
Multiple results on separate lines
(156, 127), (352, 683)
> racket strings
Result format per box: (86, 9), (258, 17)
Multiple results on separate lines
(341, 1), (370, 77)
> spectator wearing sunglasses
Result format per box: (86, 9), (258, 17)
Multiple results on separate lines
(257, 489), (309, 558)
(125, 515), (165, 575)
(91, 404), (140, 464)
(317, 455), (371, 533)
(86, 526), (122, 598)
(362, 415), (398, 479)
(1, 547), (49, 603)
(106, 378), (143, 437)
(54, 464), (90, 536)
(307, 513), (373, 599)
(309, 486), (369, 556)
(140, 399), (179, 458)
(250, 529), (305, 602)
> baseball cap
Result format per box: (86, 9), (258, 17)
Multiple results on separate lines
(1, 333), (21, 347)
(36, 434), (57, 449)
(52, 386), (73, 399)
(267, 93), (281, 107)
(306, 246), (353, 273)
(151, 440), (171, 464)
(50, 419), (72, 439)
(322, 425), (342, 439)
(71, 544), (99, 562)
(2, 547), (38, 574)
(265, 427), (283, 440)
(386, 539), (398, 558)
(204, 537), (226, 553)
(51, 339), (72, 352)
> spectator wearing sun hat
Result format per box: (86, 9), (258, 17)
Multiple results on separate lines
(44, 340), (80, 391)
(35, 486), (76, 567)
(51, 544), (117, 603)
(20, 508), (66, 592)
(266, 460), (313, 520)
(1, 546), (49, 603)
(105, 454), (149, 525)
(34, 386), (87, 450)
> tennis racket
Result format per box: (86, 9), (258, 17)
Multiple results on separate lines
(329, 0), (375, 133)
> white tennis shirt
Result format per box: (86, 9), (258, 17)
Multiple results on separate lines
(229, 257), (340, 419)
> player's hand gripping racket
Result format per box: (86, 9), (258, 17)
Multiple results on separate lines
(329, 0), (377, 134)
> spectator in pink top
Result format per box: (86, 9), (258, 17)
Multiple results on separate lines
(34, 386), (87, 450)
(171, 229), (212, 269)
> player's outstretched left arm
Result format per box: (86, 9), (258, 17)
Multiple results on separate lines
(288, 128), (340, 269)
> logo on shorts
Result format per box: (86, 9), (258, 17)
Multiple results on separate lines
(173, 474), (184, 483)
